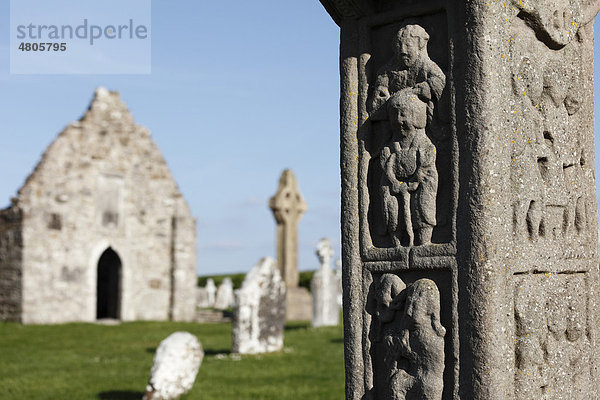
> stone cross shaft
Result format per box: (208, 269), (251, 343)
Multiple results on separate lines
(320, 0), (600, 399)
(269, 169), (307, 288)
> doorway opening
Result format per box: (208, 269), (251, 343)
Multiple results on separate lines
(96, 247), (121, 319)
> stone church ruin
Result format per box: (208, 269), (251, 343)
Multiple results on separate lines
(0, 87), (197, 324)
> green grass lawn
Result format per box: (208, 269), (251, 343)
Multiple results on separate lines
(0, 320), (344, 400)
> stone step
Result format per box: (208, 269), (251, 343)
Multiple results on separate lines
(194, 309), (232, 323)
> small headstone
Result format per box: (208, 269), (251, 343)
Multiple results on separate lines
(205, 278), (216, 307)
(143, 331), (203, 400)
(196, 287), (210, 308)
(213, 277), (234, 309)
(311, 238), (340, 327)
(335, 258), (342, 308)
(232, 257), (286, 354)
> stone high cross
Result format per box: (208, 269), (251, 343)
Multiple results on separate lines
(319, 1), (600, 399)
(269, 169), (307, 288)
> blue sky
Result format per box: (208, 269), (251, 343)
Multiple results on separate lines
(1, 2), (600, 276)
(0, 1), (340, 276)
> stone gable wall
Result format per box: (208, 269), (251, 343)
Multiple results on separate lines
(14, 88), (196, 324)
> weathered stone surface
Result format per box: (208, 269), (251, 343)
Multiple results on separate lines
(0, 207), (23, 322)
(311, 238), (340, 327)
(213, 277), (234, 310)
(143, 331), (203, 400)
(196, 287), (210, 308)
(232, 257), (286, 354)
(269, 169), (307, 288)
(205, 278), (216, 307)
(320, 1), (600, 398)
(269, 169), (312, 320)
(0, 87), (197, 324)
(366, 275), (445, 399)
(285, 286), (313, 321)
(335, 258), (343, 308)
(194, 308), (232, 323)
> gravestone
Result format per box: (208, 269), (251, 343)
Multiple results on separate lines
(335, 258), (343, 307)
(311, 238), (340, 327)
(232, 257), (286, 354)
(143, 331), (203, 400)
(213, 277), (234, 309)
(205, 278), (216, 307)
(319, 1), (600, 399)
(269, 169), (312, 320)
(196, 287), (210, 308)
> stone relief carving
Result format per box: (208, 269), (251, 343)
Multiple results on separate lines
(514, 273), (591, 398)
(368, 24), (446, 121)
(509, 15), (591, 241)
(378, 90), (438, 246)
(509, 0), (600, 49)
(367, 24), (446, 247)
(366, 274), (445, 399)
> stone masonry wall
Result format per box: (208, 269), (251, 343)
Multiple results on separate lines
(169, 198), (197, 322)
(17, 88), (196, 324)
(0, 206), (23, 322)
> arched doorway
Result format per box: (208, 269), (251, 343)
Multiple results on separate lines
(96, 247), (121, 319)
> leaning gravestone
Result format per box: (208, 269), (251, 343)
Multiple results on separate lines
(213, 277), (234, 309)
(232, 257), (286, 354)
(319, 1), (600, 399)
(143, 332), (203, 400)
(311, 238), (340, 327)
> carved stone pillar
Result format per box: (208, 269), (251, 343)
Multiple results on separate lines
(319, 0), (600, 399)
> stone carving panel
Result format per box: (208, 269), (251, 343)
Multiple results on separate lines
(509, 9), (593, 243)
(366, 273), (445, 399)
(513, 272), (591, 398)
(362, 16), (454, 249)
(509, 0), (600, 49)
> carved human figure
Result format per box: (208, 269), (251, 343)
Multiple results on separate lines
(510, 54), (547, 241)
(379, 90), (438, 246)
(514, 279), (548, 396)
(514, 275), (591, 398)
(365, 274), (407, 399)
(367, 275), (445, 400)
(372, 274), (407, 336)
(565, 277), (591, 397)
(389, 279), (445, 400)
(368, 24), (446, 121)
